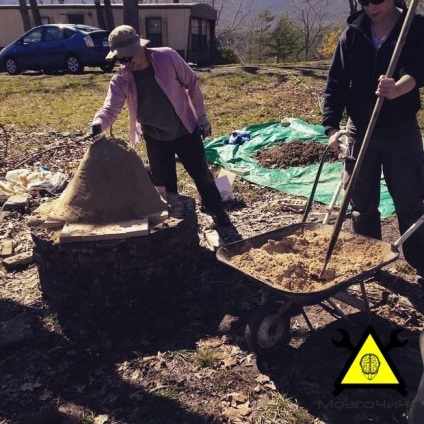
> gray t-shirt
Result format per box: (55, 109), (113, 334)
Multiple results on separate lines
(133, 65), (188, 141)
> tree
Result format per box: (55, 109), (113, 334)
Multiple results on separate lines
(256, 9), (274, 63)
(18, 0), (31, 32)
(104, 0), (115, 30)
(94, 0), (106, 29)
(267, 14), (301, 62)
(123, 0), (139, 33)
(289, 0), (334, 59)
(348, 0), (358, 14)
(318, 26), (344, 59)
(29, 0), (42, 27)
(196, 0), (254, 38)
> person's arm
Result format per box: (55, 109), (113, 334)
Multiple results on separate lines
(91, 74), (127, 130)
(170, 49), (206, 117)
(322, 30), (351, 137)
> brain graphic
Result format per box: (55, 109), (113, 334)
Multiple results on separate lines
(360, 354), (380, 380)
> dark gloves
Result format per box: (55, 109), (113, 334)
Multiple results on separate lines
(88, 123), (102, 137)
(198, 115), (211, 140)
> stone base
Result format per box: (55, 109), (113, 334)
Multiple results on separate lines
(32, 195), (200, 313)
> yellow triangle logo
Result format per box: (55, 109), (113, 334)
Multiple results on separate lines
(332, 326), (408, 395)
(341, 334), (399, 385)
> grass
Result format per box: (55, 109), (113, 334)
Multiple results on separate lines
(0, 70), (121, 135)
(0, 63), (327, 139)
(2, 64), (424, 138)
(195, 348), (220, 368)
(165, 349), (195, 364)
(257, 393), (313, 424)
(154, 387), (179, 400)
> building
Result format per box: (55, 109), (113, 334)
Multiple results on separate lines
(0, 2), (217, 65)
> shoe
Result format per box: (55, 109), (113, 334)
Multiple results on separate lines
(212, 209), (232, 226)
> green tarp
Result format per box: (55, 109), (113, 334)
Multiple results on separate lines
(204, 118), (395, 218)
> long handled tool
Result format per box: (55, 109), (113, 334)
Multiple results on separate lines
(319, 0), (420, 279)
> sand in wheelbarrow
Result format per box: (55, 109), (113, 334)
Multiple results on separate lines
(229, 228), (392, 292)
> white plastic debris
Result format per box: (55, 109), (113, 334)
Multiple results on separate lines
(0, 166), (67, 196)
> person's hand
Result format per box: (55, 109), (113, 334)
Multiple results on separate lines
(198, 115), (211, 140)
(88, 123), (102, 136)
(327, 129), (350, 151)
(375, 75), (397, 100)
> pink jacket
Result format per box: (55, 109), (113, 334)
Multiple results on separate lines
(92, 47), (206, 146)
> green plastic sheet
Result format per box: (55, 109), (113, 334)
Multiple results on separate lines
(204, 118), (395, 218)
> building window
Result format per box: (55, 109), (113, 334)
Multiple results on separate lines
(67, 14), (84, 25)
(190, 18), (208, 53)
(146, 18), (162, 47)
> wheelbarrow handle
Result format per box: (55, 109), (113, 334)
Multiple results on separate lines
(393, 211), (424, 249)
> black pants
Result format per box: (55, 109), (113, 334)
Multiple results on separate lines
(345, 118), (424, 275)
(144, 129), (223, 213)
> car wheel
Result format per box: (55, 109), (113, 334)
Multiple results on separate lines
(100, 62), (115, 73)
(66, 55), (84, 74)
(5, 57), (21, 75)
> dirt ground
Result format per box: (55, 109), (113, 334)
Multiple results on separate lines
(1, 131), (423, 424)
(254, 140), (339, 169)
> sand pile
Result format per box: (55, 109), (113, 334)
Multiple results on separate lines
(48, 136), (167, 224)
(230, 228), (393, 293)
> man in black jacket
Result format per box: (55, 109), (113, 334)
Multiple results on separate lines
(322, 0), (424, 282)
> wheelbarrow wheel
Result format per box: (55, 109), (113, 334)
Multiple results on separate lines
(245, 301), (291, 356)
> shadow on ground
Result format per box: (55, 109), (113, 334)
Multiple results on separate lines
(0, 246), (255, 423)
(255, 309), (421, 424)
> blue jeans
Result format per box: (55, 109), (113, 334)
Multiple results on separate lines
(144, 129), (223, 213)
(345, 118), (424, 275)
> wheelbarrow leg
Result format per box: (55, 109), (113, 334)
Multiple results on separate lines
(359, 281), (371, 319)
(330, 281), (372, 322)
(325, 298), (354, 323)
(300, 308), (315, 331)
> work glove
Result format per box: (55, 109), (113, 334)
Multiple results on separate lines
(86, 123), (102, 139)
(198, 115), (211, 140)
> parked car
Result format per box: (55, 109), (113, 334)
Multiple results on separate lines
(0, 24), (115, 75)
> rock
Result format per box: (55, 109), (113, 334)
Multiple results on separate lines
(2, 251), (34, 271)
(2, 194), (30, 213)
(0, 239), (14, 257)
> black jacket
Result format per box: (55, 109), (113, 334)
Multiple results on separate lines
(322, 6), (424, 134)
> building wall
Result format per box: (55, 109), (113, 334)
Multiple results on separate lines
(0, 4), (216, 63)
(139, 9), (191, 53)
(0, 8), (26, 47)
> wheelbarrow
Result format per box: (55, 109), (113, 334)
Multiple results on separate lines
(216, 218), (424, 356)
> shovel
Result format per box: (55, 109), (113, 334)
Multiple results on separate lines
(319, 0), (421, 279)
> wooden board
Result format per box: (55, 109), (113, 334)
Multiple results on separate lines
(59, 218), (150, 243)
(149, 210), (169, 225)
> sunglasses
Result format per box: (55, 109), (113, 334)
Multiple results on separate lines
(116, 56), (133, 64)
(358, 0), (385, 6)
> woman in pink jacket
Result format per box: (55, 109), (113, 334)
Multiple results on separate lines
(88, 25), (231, 226)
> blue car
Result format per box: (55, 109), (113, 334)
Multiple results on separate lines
(0, 24), (114, 75)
